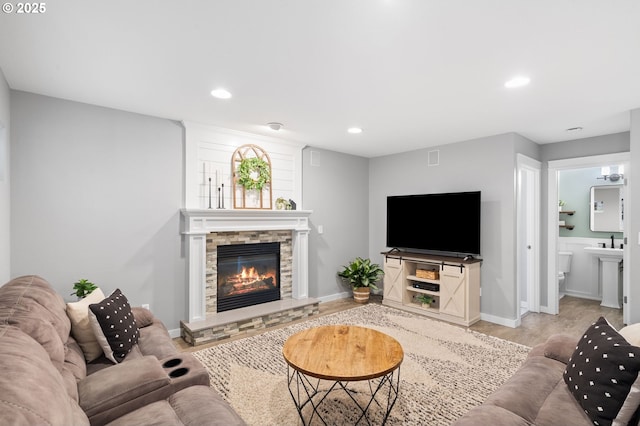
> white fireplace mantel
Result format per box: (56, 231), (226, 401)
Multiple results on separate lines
(181, 209), (312, 322)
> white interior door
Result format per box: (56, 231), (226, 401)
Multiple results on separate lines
(517, 155), (541, 316)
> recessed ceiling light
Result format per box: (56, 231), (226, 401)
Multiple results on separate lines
(210, 88), (232, 99)
(347, 127), (363, 134)
(566, 126), (583, 132)
(504, 76), (530, 88)
(267, 122), (283, 131)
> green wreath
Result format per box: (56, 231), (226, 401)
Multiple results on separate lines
(237, 157), (271, 190)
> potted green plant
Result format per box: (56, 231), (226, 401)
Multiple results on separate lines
(338, 257), (384, 304)
(417, 294), (435, 308)
(71, 278), (97, 299)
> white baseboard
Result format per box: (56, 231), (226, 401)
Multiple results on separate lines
(480, 312), (519, 328)
(540, 305), (554, 314)
(563, 291), (601, 302)
(168, 328), (181, 339)
(316, 291), (351, 303)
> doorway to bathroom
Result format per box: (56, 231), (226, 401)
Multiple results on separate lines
(547, 153), (630, 325)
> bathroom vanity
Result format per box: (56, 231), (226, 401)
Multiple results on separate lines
(583, 246), (623, 309)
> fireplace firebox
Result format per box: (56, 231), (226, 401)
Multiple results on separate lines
(217, 242), (280, 312)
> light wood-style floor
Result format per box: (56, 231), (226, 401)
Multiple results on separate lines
(174, 295), (623, 352)
(470, 296), (623, 347)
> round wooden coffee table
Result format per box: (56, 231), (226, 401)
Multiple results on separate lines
(282, 325), (403, 425)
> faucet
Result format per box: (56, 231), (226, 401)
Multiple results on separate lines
(611, 235), (615, 249)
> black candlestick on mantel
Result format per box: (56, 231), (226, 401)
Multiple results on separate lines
(221, 183), (225, 209)
(217, 187), (221, 209)
(208, 178), (212, 209)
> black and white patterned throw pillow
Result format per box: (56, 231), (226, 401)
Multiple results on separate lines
(564, 317), (640, 426)
(88, 288), (139, 363)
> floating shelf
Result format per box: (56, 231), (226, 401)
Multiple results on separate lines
(560, 225), (575, 230)
(559, 210), (575, 215)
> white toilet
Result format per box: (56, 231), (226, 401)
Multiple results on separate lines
(558, 251), (573, 293)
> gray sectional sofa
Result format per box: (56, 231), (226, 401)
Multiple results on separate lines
(0, 275), (245, 425)
(454, 323), (640, 426)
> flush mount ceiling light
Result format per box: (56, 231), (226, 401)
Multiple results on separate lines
(266, 122), (283, 131)
(504, 76), (530, 88)
(347, 127), (363, 134)
(210, 88), (232, 99)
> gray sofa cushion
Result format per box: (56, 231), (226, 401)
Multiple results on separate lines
(0, 325), (89, 426)
(0, 275), (70, 367)
(79, 356), (173, 425)
(105, 386), (246, 426)
(453, 335), (592, 426)
(535, 380), (595, 426)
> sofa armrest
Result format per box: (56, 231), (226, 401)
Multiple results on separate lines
(542, 334), (578, 364)
(78, 356), (172, 425)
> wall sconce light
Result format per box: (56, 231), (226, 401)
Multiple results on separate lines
(598, 165), (624, 182)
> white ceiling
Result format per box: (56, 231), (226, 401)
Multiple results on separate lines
(1, 1), (639, 157)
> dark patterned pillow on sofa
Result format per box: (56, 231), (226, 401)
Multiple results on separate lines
(88, 289), (139, 363)
(564, 317), (640, 426)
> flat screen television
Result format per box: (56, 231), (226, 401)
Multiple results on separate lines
(386, 191), (481, 257)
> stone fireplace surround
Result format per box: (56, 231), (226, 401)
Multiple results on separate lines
(180, 209), (319, 346)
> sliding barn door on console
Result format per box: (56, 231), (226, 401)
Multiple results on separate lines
(439, 265), (466, 319)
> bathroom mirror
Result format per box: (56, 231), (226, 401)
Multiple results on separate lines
(590, 185), (623, 232)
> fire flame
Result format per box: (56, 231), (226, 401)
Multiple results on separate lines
(240, 266), (260, 280)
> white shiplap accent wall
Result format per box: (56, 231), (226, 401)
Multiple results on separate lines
(183, 122), (304, 209)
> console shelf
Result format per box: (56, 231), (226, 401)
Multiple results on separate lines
(382, 251), (481, 327)
(406, 286), (440, 297)
(406, 275), (438, 283)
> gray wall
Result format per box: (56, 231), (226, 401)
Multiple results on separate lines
(368, 133), (534, 322)
(10, 91), (186, 331)
(541, 132), (630, 162)
(302, 147), (369, 298)
(0, 69), (9, 283)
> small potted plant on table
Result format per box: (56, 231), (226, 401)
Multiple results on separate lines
(338, 257), (384, 304)
(71, 278), (97, 299)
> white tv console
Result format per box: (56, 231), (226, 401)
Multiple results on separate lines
(381, 251), (481, 327)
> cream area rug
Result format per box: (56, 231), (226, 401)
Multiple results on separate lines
(192, 304), (530, 425)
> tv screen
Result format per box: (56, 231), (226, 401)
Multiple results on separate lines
(386, 191), (481, 257)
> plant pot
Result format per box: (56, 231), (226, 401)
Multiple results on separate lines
(353, 287), (371, 304)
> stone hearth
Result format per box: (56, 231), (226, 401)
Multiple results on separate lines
(180, 299), (319, 346)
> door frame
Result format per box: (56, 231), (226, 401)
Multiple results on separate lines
(546, 152), (630, 316)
